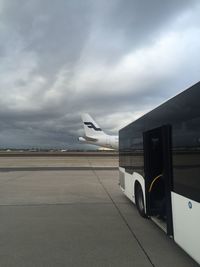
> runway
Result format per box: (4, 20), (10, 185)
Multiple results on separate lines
(0, 154), (198, 266)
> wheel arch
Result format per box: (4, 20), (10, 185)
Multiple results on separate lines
(133, 175), (146, 214)
(134, 180), (141, 196)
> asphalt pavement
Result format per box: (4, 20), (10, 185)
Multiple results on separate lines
(0, 155), (198, 266)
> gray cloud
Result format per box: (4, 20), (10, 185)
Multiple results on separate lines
(0, 0), (199, 148)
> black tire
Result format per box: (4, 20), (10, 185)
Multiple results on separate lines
(135, 184), (146, 218)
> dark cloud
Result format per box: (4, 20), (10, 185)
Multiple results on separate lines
(1, 0), (92, 77)
(77, 0), (199, 63)
(0, 0), (199, 148)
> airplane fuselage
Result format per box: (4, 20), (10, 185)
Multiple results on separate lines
(79, 135), (118, 150)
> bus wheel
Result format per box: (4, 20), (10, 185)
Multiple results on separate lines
(135, 184), (146, 218)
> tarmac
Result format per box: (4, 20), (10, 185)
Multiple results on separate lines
(0, 154), (198, 267)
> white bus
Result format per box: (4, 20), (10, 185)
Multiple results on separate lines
(119, 81), (200, 264)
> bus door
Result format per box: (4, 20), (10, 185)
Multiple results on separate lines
(143, 125), (173, 236)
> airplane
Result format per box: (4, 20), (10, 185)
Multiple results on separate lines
(78, 113), (119, 150)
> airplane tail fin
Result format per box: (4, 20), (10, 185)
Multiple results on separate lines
(81, 113), (106, 138)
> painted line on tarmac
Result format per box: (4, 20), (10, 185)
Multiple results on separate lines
(0, 166), (118, 172)
(93, 169), (155, 267)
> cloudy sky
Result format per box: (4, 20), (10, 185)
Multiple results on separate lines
(0, 0), (200, 149)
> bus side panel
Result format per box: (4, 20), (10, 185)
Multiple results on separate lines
(119, 167), (145, 206)
(171, 192), (200, 265)
(119, 168), (133, 201)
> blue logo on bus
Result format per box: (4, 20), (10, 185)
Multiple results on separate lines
(188, 201), (192, 209)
